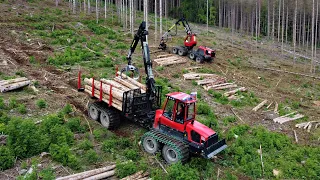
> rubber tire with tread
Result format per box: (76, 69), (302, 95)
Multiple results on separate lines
(88, 103), (100, 121)
(178, 49), (184, 56)
(172, 48), (178, 54)
(99, 108), (120, 129)
(196, 56), (204, 63)
(162, 143), (189, 164)
(189, 53), (195, 60)
(143, 136), (159, 154)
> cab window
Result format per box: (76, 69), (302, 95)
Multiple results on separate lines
(187, 103), (195, 120)
(163, 99), (175, 120)
(175, 103), (185, 124)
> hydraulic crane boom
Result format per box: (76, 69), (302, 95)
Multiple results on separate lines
(121, 21), (156, 101)
(159, 17), (195, 50)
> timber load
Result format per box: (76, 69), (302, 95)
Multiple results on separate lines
(0, 77), (31, 93)
(83, 72), (147, 111)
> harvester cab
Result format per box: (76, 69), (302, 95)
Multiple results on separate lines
(152, 92), (227, 160)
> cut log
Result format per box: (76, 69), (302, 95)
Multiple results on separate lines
(120, 171), (143, 180)
(84, 78), (124, 100)
(84, 85), (122, 103)
(252, 100), (268, 112)
(224, 87), (246, 97)
(116, 71), (146, 91)
(100, 79), (131, 92)
(56, 165), (116, 180)
(196, 79), (226, 86)
(274, 114), (304, 124)
(0, 77), (28, 86)
(84, 87), (122, 111)
(183, 73), (221, 80)
(266, 102), (273, 109)
(158, 59), (188, 66)
(274, 102), (279, 113)
(293, 130), (298, 143)
(82, 170), (115, 180)
(0, 80), (31, 93)
(154, 56), (179, 63)
(214, 84), (238, 90)
(114, 77), (139, 90)
(156, 54), (173, 58)
(186, 66), (202, 71)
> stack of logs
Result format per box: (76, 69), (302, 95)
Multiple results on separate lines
(183, 73), (247, 99)
(296, 121), (320, 132)
(154, 54), (188, 66)
(56, 165), (150, 180)
(0, 77), (30, 93)
(84, 72), (146, 111)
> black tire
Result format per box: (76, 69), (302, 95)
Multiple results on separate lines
(189, 52), (195, 60)
(99, 108), (120, 129)
(196, 56), (204, 63)
(178, 49), (184, 56)
(88, 103), (100, 121)
(143, 136), (159, 154)
(172, 48), (178, 54)
(162, 143), (189, 164)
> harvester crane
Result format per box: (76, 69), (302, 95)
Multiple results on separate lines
(159, 18), (216, 63)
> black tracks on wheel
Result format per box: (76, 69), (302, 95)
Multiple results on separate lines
(141, 129), (189, 163)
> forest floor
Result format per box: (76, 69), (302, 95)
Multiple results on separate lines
(0, 0), (319, 180)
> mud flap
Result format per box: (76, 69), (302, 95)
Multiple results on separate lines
(203, 139), (227, 159)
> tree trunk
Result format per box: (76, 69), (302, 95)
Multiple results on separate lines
(281, 0), (285, 51)
(286, 6), (289, 44)
(272, 0), (275, 40)
(278, 0), (281, 42)
(311, 0), (315, 73)
(303, 8), (306, 47)
(96, 0), (99, 23)
(293, 0), (297, 63)
(219, 0), (222, 28)
(160, 0), (162, 37)
(267, 0), (270, 37)
(207, 0), (209, 33)
(315, 0), (319, 72)
(155, 0), (157, 44)
(88, 0), (90, 13)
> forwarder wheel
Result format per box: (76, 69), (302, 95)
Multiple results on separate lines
(99, 108), (120, 129)
(88, 103), (100, 121)
(143, 136), (159, 154)
(189, 52), (195, 60)
(178, 49), (184, 56)
(162, 145), (179, 164)
(172, 47), (178, 54)
(196, 56), (204, 63)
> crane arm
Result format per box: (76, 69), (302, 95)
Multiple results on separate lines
(121, 21), (156, 100)
(159, 17), (193, 50)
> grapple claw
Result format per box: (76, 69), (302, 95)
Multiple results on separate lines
(120, 65), (140, 80)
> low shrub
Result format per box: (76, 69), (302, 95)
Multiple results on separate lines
(84, 149), (99, 164)
(116, 161), (137, 179)
(17, 104), (27, 114)
(78, 139), (93, 151)
(124, 149), (139, 161)
(197, 102), (212, 115)
(49, 144), (80, 169)
(7, 118), (48, 158)
(9, 97), (18, 109)
(36, 99), (47, 109)
(39, 167), (56, 180)
(0, 146), (15, 170)
(167, 162), (199, 180)
(66, 118), (85, 133)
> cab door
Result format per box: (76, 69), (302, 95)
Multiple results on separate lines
(159, 98), (185, 132)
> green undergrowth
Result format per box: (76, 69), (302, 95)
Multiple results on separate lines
(222, 125), (320, 179)
(208, 90), (259, 108)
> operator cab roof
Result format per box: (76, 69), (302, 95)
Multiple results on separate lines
(166, 92), (197, 103)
